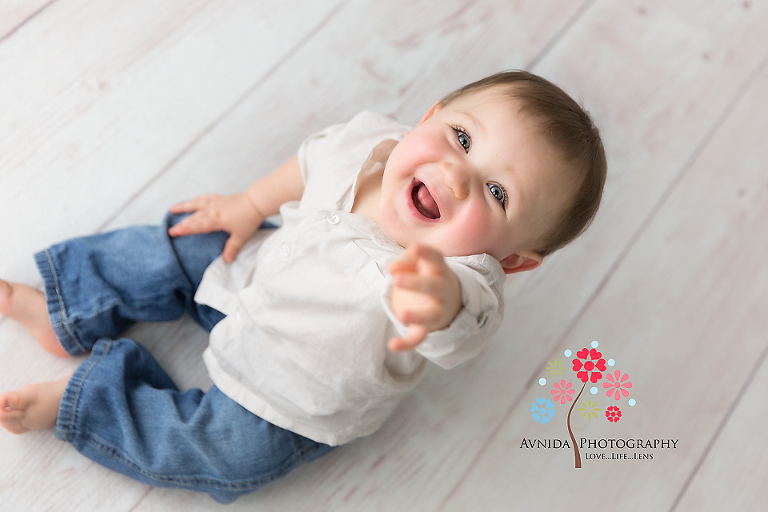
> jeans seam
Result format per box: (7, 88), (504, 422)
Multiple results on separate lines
(44, 250), (86, 354)
(84, 431), (301, 491)
(292, 433), (310, 461)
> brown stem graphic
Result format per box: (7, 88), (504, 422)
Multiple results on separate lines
(567, 381), (587, 468)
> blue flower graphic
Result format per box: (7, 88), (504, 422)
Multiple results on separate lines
(530, 397), (556, 425)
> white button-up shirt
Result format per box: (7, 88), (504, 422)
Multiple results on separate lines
(196, 112), (505, 446)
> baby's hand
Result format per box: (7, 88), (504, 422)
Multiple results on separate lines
(386, 244), (462, 352)
(168, 193), (264, 263)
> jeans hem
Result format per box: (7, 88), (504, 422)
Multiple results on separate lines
(53, 339), (328, 504)
(34, 250), (87, 356)
(81, 431), (309, 503)
(55, 339), (113, 442)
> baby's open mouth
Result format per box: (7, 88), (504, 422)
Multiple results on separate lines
(411, 180), (440, 220)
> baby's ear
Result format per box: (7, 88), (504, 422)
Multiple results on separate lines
(417, 100), (445, 126)
(498, 251), (543, 275)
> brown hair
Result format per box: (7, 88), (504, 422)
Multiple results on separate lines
(442, 70), (607, 257)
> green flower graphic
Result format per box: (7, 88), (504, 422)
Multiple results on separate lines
(546, 359), (565, 377)
(577, 399), (601, 421)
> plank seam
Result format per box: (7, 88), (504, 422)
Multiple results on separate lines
(668, 338), (768, 511)
(0, 0), (59, 45)
(126, 487), (154, 512)
(526, 0), (600, 71)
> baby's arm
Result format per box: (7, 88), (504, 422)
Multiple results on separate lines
(168, 156), (303, 262)
(386, 244), (462, 351)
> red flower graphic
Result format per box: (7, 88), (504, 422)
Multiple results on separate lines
(603, 370), (632, 400)
(572, 348), (606, 383)
(551, 380), (576, 404)
(606, 405), (622, 422)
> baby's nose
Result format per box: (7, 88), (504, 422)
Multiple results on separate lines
(440, 161), (469, 200)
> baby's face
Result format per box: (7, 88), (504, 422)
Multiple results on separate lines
(378, 87), (573, 272)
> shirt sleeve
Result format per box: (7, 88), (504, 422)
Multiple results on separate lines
(381, 254), (506, 370)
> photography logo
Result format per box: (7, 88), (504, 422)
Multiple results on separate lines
(526, 341), (636, 468)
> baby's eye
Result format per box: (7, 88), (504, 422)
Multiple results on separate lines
(488, 183), (507, 209)
(452, 126), (471, 153)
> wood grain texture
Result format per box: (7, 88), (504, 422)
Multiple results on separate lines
(658, 63), (768, 512)
(1, 0), (766, 510)
(0, 0), (51, 40)
(0, 0), (337, 282)
(444, 1), (768, 510)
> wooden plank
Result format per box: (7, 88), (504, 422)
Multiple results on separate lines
(674, 354), (768, 511)
(444, 17), (768, 512)
(0, 0), (337, 284)
(0, 0), (51, 40)
(650, 68), (768, 512)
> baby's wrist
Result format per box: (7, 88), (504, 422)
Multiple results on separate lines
(436, 303), (461, 332)
(439, 274), (462, 330)
(242, 190), (267, 221)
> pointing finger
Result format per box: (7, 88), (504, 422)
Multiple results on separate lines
(387, 324), (428, 352)
(392, 273), (443, 296)
(387, 250), (417, 274)
(409, 244), (448, 274)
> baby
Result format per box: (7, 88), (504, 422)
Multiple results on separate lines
(0, 71), (606, 503)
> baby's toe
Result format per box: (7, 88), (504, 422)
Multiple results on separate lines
(1, 391), (28, 411)
(1, 417), (30, 434)
(0, 279), (11, 311)
(0, 405), (27, 435)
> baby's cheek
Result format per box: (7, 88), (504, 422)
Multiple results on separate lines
(449, 208), (497, 256)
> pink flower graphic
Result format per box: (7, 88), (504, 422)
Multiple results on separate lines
(603, 370), (632, 400)
(572, 348), (606, 383)
(606, 405), (622, 422)
(551, 380), (576, 404)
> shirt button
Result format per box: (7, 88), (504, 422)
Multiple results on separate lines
(280, 243), (291, 257)
(327, 212), (340, 225)
(236, 311), (244, 321)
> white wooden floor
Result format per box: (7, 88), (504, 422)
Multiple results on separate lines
(1, 1), (767, 510)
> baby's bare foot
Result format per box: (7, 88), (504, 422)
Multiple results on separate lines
(0, 376), (70, 434)
(0, 279), (69, 357)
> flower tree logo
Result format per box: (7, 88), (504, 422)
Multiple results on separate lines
(531, 341), (636, 468)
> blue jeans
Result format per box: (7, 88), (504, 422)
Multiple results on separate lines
(34, 213), (333, 504)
